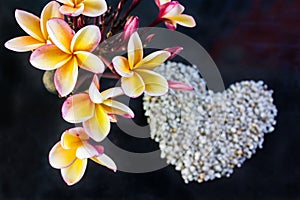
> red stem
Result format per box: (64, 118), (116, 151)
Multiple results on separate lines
(122, 0), (142, 19)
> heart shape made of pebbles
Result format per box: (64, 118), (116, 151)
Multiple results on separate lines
(143, 62), (277, 183)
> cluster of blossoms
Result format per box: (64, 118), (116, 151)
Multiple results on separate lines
(5, 0), (195, 185)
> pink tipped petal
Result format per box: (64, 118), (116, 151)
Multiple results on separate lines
(62, 93), (94, 123)
(124, 16), (139, 40)
(108, 114), (118, 122)
(82, 0), (108, 17)
(71, 25), (100, 52)
(94, 145), (104, 155)
(163, 3), (185, 18)
(155, 0), (171, 6)
(49, 142), (77, 169)
(59, 4), (85, 17)
(164, 46), (183, 59)
(76, 141), (101, 159)
(168, 80), (194, 91)
(91, 154), (117, 172)
(135, 69), (168, 96)
(154, 0), (160, 6)
(128, 32), (143, 69)
(40, 1), (63, 39)
(56, 0), (74, 6)
(54, 58), (78, 97)
(101, 87), (124, 99)
(91, 74), (100, 90)
(121, 72), (145, 98)
(88, 79), (104, 104)
(169, 14), (196, 27)
(83, 105), (110, 142)
(30, 44), (71, 70)
(61, 158), (87, 186)
(102, 99), (135, 118)
(15, 10), (44, 42)
(136, 51), (170, 70)
(47, 18), (74, 53)
(112, 56), (133, 77)
(165, 21), (176, 30)
(75, 51), (105, 73)
(5, 36), (45, 52)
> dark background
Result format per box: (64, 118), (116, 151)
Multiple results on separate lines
(0, 0), (299, 199)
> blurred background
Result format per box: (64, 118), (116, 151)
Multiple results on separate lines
(0, 0), (299, 199)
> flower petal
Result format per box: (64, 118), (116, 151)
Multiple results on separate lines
(15, 9), (44, 42)
(47, 18), (74, 53)
(91, 74), (100, 90)
(91, 154), (117, 172)
(135, 69), (168, 96)
(76, 141), (103, 159)
(5, 36), (45, 52)
(155, 0), (171, 6)
(54, 58), (78, 97)
(61, 158), (87, 186)
(101, 87), (124, 99)
(164, 46), (183, 59)
(168, 14), (196, 28)
(49, 142), (77, 169)
(102, 99), (134, 118)
(108, 114), (118, 122)
(59, 4), (84, 17)
(135, 50), (170, 70)
(88, 78), (104, 104)
(168, 80), (194, 91)
(40, 1), (63, 39)
(83, 104), (110, 142)
(56, 0), (74, 6)
(61, 127), (90, 149)
(164, 21), (176, 30)
(30, 44), (71, 70)
(112, 56), (133, 77)
(62, 93), (94, 123)
(71, 25), (100, 52)
(128, 32), (143, 69)
(121, 72), (145, 98)
(162, 3), (184, 18)
(75, 51), (105, 74)
(124, 16), (139, 41)
(76, 0), (85, 4)
(82, 0), (107, 17)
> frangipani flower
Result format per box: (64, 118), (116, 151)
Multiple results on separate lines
(30, 18), (105, 97)
(49, 127), (116, 186)
(62, 75), (134, 142)
(112, 32), (171, 98)
(5, 1), (63, 52)
(57, 0), (107, 17)
(155, 0), (196, 30)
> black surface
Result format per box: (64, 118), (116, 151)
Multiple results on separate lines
(0, 0), (299, 199)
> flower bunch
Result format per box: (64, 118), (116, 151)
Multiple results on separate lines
(5, 0), (195, 185)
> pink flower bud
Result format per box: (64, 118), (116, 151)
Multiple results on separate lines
(164, 46), (183, 60)
(124, 16), (139, 41)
